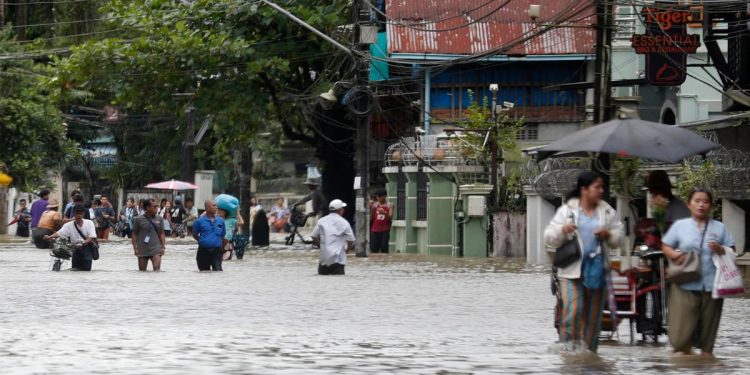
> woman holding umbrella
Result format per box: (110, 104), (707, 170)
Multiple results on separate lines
(545, 171), (625, 353)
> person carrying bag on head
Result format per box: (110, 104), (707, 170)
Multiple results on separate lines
(544, 171), (624, 353)
(661, 188), (737, 358)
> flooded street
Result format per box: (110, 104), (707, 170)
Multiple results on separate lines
(1, 237), (748, 374)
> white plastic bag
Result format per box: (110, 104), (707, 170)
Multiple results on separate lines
(712, 248), (746, 299)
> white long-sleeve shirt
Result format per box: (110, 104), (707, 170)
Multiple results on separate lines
(311, 213), (355, 266)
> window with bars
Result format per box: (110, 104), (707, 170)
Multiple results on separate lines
(416, 167), (428, 220)
(516, 124), (539, 141)
(396, 169), (406, 220)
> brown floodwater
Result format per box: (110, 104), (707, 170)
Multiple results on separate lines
(0, 236), (748, 374)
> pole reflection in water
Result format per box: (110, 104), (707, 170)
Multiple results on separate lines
(0, 238), (748, 374)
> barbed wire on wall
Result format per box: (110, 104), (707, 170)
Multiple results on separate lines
(521, 157), (589, 199)
(704, 147), (750, 200)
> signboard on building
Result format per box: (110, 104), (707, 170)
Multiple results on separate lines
(630, 4), (702, 86)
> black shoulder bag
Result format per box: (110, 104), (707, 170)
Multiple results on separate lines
(553, 212), (581, 268)
(73, 222), (99, 260)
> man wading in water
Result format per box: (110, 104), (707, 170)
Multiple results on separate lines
(192, 200), (226, 271)
(132, 198), (166, 271)
(45, 204), (98, 271)
(311, 199), (355, 275)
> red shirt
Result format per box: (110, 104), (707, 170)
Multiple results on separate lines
(371, 202), (393, 233)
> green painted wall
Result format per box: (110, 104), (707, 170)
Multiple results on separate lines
(416, 226), (428, 254)
(384, 177), (398, 253)
(462, 210), (488, 257)
(426, 172), (456, 256)
(459, 185), (492, 258)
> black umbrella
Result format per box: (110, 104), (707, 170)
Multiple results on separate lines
(534, 118), (719, 163)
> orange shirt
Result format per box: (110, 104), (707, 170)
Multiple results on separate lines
(37, 210), (62, 230)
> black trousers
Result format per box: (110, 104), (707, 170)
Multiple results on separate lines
(370, 231), (390, 253)
(72, 244), (94, 271)
(197, 247), (223, 271)
(16, 226), (30, 238)
(318, 263), (345, 275)
(32, 228), (54, 249)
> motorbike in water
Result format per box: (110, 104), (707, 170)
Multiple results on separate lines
(631, 244), (669, 342)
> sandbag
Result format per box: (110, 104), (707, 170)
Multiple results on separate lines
(215, 194), (239, 217)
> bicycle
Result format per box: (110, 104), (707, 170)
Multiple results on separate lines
(284, 207), (315, 246)
(49, 238), (74, 271)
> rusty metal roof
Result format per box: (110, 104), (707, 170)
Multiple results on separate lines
(386, 0), (596, 56)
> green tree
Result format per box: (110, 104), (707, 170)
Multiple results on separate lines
(0, 28), (78, 191)
(458, 90), (525, 211)
(55, 0), (352, 229)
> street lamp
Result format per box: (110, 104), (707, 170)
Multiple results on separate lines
(489, 83), (499, 120)
(318, 81), (352, 110)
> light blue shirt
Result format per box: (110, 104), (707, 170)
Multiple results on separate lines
(662, 218), (735, 292)
(578, 210), (599, 257)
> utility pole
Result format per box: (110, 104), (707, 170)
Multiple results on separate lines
(15, 0), (26, 41)
(260, 0), (368, 249)
(353, 0), (371, 258)
(182, 104), (196, 183)
(593, 0), (614, 198)
(488, 85), (499, 257)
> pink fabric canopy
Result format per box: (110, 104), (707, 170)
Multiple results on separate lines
(145, 179), (198, 190)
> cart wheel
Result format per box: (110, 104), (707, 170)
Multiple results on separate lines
(52, 259), (62, 272)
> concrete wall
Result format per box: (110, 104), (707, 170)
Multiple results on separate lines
(525, 187), (556, 265)
(538, 123), (582, 142)
(723, 199), (746, 253)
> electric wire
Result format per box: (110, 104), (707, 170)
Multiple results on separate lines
(366, 0), (515, 33)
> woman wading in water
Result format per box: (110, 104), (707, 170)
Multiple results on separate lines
(545, 171), (624, 352)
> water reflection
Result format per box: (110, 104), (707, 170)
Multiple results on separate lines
(0, 237), (747, 374)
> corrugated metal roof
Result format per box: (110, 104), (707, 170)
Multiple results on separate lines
(386, 0), (596, 56)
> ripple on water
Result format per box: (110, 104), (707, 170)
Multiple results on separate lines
(0, 238), (748, 374)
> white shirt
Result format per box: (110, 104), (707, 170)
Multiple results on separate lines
(311, 213), (355, 266)
(57, 219), (97, 244)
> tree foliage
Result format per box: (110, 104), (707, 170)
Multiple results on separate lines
(676, 161), (719, 200)
(457, 90), (526, 211)
(0, 28), (78, 191)
(54, 0), (351, 188)
(457, 90), (525, 161)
